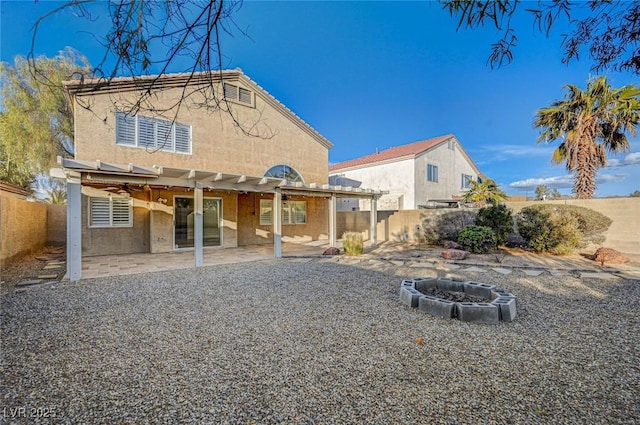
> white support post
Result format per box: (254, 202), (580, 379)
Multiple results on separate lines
(274, 189), (282, 258)
(370, 196), (378, 247)
(329, 194), (337, 247)
(67, 175), (82, 281)
(194, 184), (203, 267)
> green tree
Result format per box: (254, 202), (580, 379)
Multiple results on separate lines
(534, 184), (550, 200)
(631, 190), (640, 198)
(534, 76), (640, 199)
(441, 0), (640, 74)
(462, 178), (507, 208)
(550, 188), (562, 200)
(0, 49), (91, 187)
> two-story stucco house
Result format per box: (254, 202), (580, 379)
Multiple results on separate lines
(328, 134), (483, 211)
(56, 70), (380, 280)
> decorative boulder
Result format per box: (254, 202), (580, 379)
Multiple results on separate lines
(593, 247), (629, 265)
(323, 247), (341, 256)
(443, 240), (463, 249)
(440, 249), (470, 260)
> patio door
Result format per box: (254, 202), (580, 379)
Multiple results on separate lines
(174, 197), (222, 249)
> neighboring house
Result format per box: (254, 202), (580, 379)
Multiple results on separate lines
(329, 134), (483, 211)
(56, 70), (380, 280)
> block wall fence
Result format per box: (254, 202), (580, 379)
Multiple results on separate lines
(337, 197), (640, 255)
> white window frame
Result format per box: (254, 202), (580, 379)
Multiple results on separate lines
(88, 196), (133, 228)
(223, 83), (255, 107)
(115, 112), (192, 154)
(427, 164), (439, 182)
(461, 174), (473, 189)
(259, 199), (306, 225)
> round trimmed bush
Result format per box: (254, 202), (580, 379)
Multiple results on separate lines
(475, 204), (513, 246)
(457, 225), (497, 254)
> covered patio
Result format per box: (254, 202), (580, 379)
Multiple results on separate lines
(54, 158), (383, 281)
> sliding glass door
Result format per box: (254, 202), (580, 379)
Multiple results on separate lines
(174, 197), (222, 249)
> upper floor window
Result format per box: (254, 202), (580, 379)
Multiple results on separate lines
(448, 139), (456, 150)
(223, 83), (254, 106)
(264, 165), (304, 183)
(461, 174), (473, 189)
(427, 164), (438, 182)
(115, 112), (191, 154)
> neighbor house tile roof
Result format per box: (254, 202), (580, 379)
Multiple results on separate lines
(329, 134), (454, 172)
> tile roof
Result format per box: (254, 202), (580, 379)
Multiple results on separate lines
(329, 134), (454, 172)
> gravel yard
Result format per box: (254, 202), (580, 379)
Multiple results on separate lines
(1, 257), (639, 424)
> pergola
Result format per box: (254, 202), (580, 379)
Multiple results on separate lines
(54, 157), (383, 281)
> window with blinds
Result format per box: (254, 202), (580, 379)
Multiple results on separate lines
(258, 199), (306, 225)
(115, 112), (191, 154)
(89, 197), (132, 227)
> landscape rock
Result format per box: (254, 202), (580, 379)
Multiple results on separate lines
(440, 249), (469, 260)
(443, 240), (463, 249)
(593, 247), (629, 265)
(322, 247), (341, 256)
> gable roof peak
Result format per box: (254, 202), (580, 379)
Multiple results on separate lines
(329, 134), (456, 171)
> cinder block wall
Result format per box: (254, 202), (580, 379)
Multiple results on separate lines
(338, 197), (640, 255)
(0, 193), (48, 267)
(47, 204), (67, 245)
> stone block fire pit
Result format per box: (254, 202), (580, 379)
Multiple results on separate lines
(400, 278), (517, 324)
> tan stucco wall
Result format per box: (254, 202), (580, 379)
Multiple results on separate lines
(0, 192), (48, 267)
(237, 193), (329, 245)
(338, 197), (640, 255)
(72, 81), (329, 184)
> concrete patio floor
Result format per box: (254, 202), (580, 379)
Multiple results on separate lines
(79, 240), (337, 280)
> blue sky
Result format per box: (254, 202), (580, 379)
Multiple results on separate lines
(2, 1), (639, 197)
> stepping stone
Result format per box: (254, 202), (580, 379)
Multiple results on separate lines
(580, 272), (620, 279)
(390, 260), (405, 266)
(43, 265), (62, 270)
(464, 266), (487, 273)
(47, 261), (65, 266)
(442, 264), (461, 270)
(523, 269), (544, 276)
(16, 279), (42, 287)
(550, 270), (571, 276)
(37, 274), (58, 280)
(409, 262), (434, 268)
(492, 267), (512, 275)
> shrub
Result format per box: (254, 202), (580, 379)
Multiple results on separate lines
(422, 210), (477, 244)
(342, 231), (364, 255)
(457, 225), (497, 254)
(515, 204), (610, 254)
(475, 204), (513, 246)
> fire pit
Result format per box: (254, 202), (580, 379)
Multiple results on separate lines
(399, 278), (517, 324)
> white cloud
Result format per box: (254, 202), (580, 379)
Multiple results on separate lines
(475, 144), (555, 163)
(508, 173), (627, 191)
(606, 152), (640, 168)
(508, 175), (574, 191)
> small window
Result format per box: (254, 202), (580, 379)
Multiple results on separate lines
(427, 164), (438, 182)
(89, 196), (132, 227)
(223, 83), (238, 100)
(461, 174), (473, 189)
(258, 199), (306, 225)
(259, 199), (272, 225)
(448, 140), (456, 150)
(264, 165), (304, 183)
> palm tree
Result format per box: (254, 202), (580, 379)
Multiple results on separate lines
(462, 178), (507, 208)
(534, 76), (640, 199)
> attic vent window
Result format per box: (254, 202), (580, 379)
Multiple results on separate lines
(223, 83), (254, 106)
